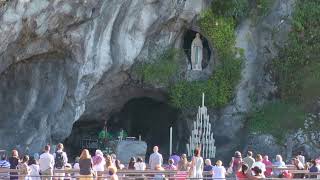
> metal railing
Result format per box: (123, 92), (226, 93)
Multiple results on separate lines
(0, 168), (320, 179)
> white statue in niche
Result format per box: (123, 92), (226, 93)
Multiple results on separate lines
(191, 33), (203, 71)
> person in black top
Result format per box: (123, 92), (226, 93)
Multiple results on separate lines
(79, 149), (93, 179)
(8, 150), (19, 180)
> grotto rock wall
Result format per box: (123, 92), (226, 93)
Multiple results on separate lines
(0, 0), (209, 152)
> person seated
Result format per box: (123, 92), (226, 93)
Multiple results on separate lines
(204, 159), (214, 179)
(236, 164), (249, 179)
(249, 166), (265, 179)
(309, 159), (319, 179)
(0, 154), (10, 179)
(134, 157), (146, 171)
(166, 159), (177, 170)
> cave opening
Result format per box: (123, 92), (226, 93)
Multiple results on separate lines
(183, 29), (212, 69)
(64, 97), (181, 160)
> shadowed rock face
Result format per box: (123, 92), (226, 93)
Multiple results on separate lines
(0, 0), (208, 152)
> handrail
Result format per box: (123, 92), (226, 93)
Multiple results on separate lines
(1, 168), (320, 175)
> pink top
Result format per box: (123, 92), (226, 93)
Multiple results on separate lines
(262, 159), (273, 177)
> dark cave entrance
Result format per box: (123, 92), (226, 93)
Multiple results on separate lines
(183, 30), (212, 69)
(107, 97), (180, 159)
(64, 97), (181, 160)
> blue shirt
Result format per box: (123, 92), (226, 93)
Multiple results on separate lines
(310, 165), (319, 172)
(0, 160), (10, 168)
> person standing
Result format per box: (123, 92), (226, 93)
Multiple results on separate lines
(212, 160), (226, 180)
(149, 146), (163, 170)
(79, 149), (93, 180)
(39, 145), (55, 180)
(53, 143), (68, 180)
(243, 151), (255, 168)
(9, 150), (20, 180)
(17, 155), (30, 180)
(230, 151), (242, 174)
(92, 150), (105, 180)
(28, 157), (40, 180)
(189, 148), (203, 179)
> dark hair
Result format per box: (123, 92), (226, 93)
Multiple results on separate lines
(128, 157), (136, 169)
(115, 159), (121, 170)
(168, 159), (174, 165)
(1, 154), (6, 160)
(252, 166), (262, 175)
(194, 148), (201, 157)
(44, 145), (50, 151)
(241, 164), (248, 175)
(298, 151), (303, 155)
(28, 156), (37, 166)
(247, 151), (253, 157)
(311, 159), (317, 166)
(137, 157), (143, 163)
(22, 155), (29, 163)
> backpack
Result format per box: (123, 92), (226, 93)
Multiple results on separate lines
(54, 151), (65, 169)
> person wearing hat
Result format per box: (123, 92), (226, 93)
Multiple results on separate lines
(229, 151), (242, 174)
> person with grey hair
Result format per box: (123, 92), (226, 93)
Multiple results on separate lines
(204, 159), (214, 179)
(273, 155), (286, 177)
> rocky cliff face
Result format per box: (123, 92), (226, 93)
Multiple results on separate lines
(0, 0), (306, 160)
(0, 0), (209, 152)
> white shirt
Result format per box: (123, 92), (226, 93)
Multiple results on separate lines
(212, 166), (226, 180)
(134, 162), (146, 170)
(149, 152), (163, 170)
(39, 152), (55, 172)
(53, 150), (68, 168)
(252, 161), (266, 174)
(297, 155), (305, 165)
(92, 160), (106, 172)
(29, 164), (40, 180)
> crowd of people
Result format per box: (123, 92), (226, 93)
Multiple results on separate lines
(0, 143), (320, 180)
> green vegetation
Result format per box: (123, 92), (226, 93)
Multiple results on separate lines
(248, 101), (305, 143)
(272, 0), (320, 105)
(210, 0), (276, 23)
(135, 48), (183, 87)
(211, 0), (249, 23)
(248, 0), (320, 141)
(170, 9), (243, 109)
(255, 0), (276, 17)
